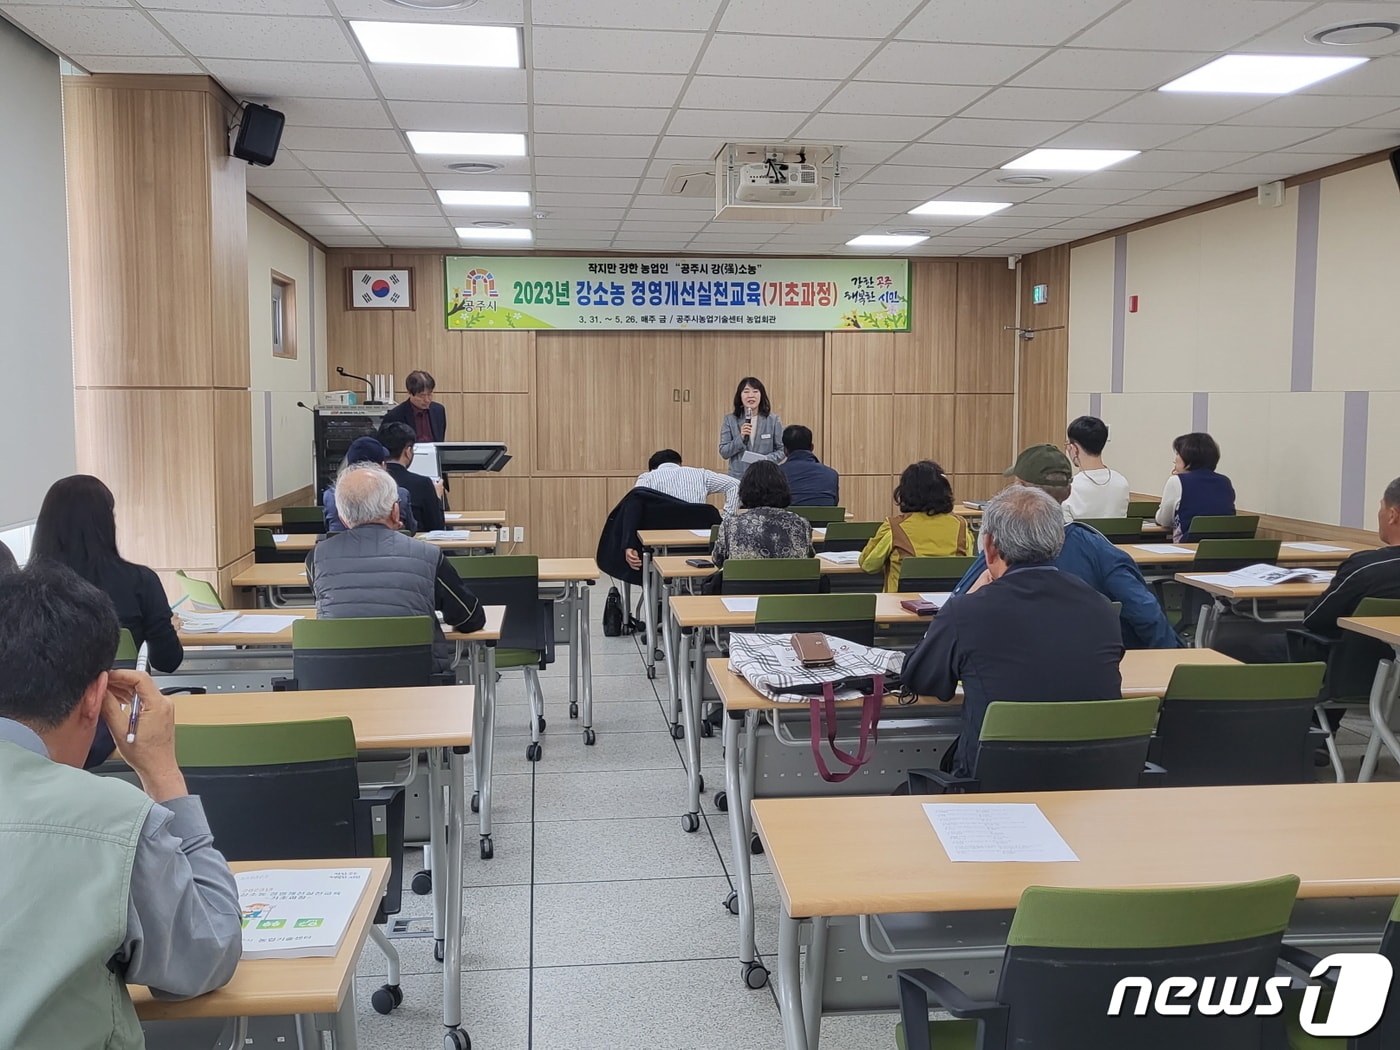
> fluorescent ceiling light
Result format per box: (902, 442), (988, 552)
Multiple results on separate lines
(350, 21), (520, 67)
(1003, 149), (1139, 172)
(456, 226), (532, 241)
(1160, 53), (1367, 95)
(909, 200), (1012, 218)
(846, 234), (928, 248)
(408, 131), (527, 156)
(438, 190), (530, 207)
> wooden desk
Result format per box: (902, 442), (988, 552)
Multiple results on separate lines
(1128, 541), (1370, 567)
(1339, 617), (1400, 783)
(1174, 571), (1329, 649)
(653, 554), (864, 582)
(177, 606), (507, 649)
(253, 510), (504, 530)
(263, 532), (497, 553)
(132, 857), (390, 1031)
(754, 783), (1400, 1050)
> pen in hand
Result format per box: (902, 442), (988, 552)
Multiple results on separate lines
(125, 692), (142, 744)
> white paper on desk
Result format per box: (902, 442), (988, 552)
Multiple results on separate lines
(444, 512), (464, 521)
(818, 551), (861, 565)
(422, 530), (459, 540)
(237, 867), (370, 960)
(721, 597), (759, 613)
(1132, 543), (1194, 555)
(924, 803), (1079, 863)
(224, 614), (303, 634)
(1185, 564), (1334, 588)
(179, 612), (240, 633)
(1283, 542), (1349, 553)
(918, 592), (954, 607)
(272, 534), (292, 544)
(689, 528), (713, 538)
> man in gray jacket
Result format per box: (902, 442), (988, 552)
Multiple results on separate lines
(306, 465), (486, 672)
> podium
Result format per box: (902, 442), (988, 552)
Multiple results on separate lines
(408, 442), (512, 480)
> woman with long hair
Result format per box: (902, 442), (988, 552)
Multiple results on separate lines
(718, 376), (784, 480)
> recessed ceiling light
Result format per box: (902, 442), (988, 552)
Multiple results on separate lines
(1159, 54), (1368, 94)
(438, 189), (530, 207)
(1003, 149), (1139, 172)
(384, 0), (480, 9)
(456, 226), (532, 241)
(909, 200), (1012, 218)
(350, 20), (520, 68)
(446, 161), (501, 174)
(998, 175), (1050, 185)
(888, 228), (930, 237)
(471, 219), (511, 228)
(846, 234), (928, 248)
(1307, 21), (1400, 46)
(408, 131), (527, 157)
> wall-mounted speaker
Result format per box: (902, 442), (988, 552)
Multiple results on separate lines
(232, 103), (285, 167)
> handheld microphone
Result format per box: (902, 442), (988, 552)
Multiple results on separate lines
(743, 408), (753, 446)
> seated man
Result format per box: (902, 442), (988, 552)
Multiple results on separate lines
(903, 487), (1124, 778)
(323, 435), (415, 533)
(306, 465), (486, 672)
(779, 425), (839, 507)
(0, 565), (242, 1048)
(952, 444), (1178, 649)
(623, 449), (737, 571)
(379, 421), (446, 533)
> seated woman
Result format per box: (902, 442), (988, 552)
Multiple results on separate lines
(1155, 432), (1236, 542)
(30, 475), (183, 767)
(859, 461), (969, 590)
(712, 461), (812, 568)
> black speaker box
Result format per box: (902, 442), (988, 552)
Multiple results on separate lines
(232, 103), (285, 167)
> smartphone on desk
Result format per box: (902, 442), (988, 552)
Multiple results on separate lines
(685, 558), (715, 569)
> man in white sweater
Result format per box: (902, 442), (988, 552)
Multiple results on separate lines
(1064, 416), (1131, 520)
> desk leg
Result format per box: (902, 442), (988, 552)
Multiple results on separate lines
(329, 993), (359, 1050)
(662, 581), (681, 734)
(1359, 657), (1400, 783)
(1196, 599), (1220, 649)
(804, 917), (829, 1050)
(477, 644), (497, 858)
(679, 627), (703, 832)
(427, 750), (448, 948)
(579, 584), (594, 739)
(567, 583), (579, 721)
(725, 711), (766, 988)
(642, 550), (657, 679)
(777, 913), (811, 1050)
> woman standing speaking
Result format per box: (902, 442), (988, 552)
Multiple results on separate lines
(719, 376), (783, 479)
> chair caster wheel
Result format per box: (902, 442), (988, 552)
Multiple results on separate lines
(670, 723), (684, 740)
(470, 792), (479, 814)
(583, 728), (597, 745)
(742, 962), (770, 989)
(411, 870), (432, 895)
(681, 812), (700, 833)
(725, 892), (739, 916)
(715, 790), (728, 812)
(480, 837), (494, 860)
(371, 983), (403, 1014)
(444, 1028), (471, 1050)
(750, 832), (764, 855)
(526, 742), (542, 761)
(569, 702), (579, 719)
(434, 939), (444, 963)
(536, 716), (546, 733)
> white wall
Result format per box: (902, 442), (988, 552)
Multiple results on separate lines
(1068, 158), (1400, 529)
(0, 21), (73, 529)
(247, 203), (327, 504)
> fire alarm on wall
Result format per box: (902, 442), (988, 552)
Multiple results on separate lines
(1128, 295), (1139, 313)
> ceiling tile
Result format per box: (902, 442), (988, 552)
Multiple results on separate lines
(533, 27), (704, 73)
(536, 175), (639, 195)
(167, 0), (327, 11)
(1010, 48), (1213, 91)
(290, 149), (420, 172)
(1043, 121), (1196, 151)
(352, 214), (449, 227)
(1068, 0), (1304, 51)
(387, 100), (527, 134)
(824, 81), (987, 117)
(244, 168), (322, 188)
(422, 161), (533, 182)
(1303, 56), (1400, 97)
(797, 113), (942, 142)
(248, 187), (340, 203)
(288, 212), (365, 226)
(318, 171), (429, 190)
(279, 127), (404, 153)
(959, 86), (1134, 122)
(536, 157), (648, 177)
(346, 203), (446, 217)
(697, 33), (876, 79)
(267, 200), (353, 219)
(1289, 128), (1400, 154)
(534, 71), (685, 109)
(330, 0), (524, 23)
(667, 110), (807, 139)
(203, 59), (377, 100)
(1218, 153), (1356, 177)
(1092, 91), (1266, 126)
(1115, 150), (1259, 173)
(1234, 94), (1400, 129)
(1030, 187), (1149, 206)
(922, 118), (1076, 147)
(4, 6), (181, 56)
(70, 55), (202, 73)
(894, 143), (1025, 168)
(535, 192), (636, 207)
(901, 0), (1122, 45)
(532, 0), (721, 30)
(855, 164), (978, 186)
(535, 133), (658, 158)
(1057, 169), (1188, 191)
(1163, 124), (1335, 153)
(276, 98), (392, 130)
(1164, 173), (1263, 194)
(681, 75), (833, 112)
(369, 67), (527, 105)
(534, 105), (669, 135)
(335, 188), (438, 204)
(717, 0), (918, 38)
(1128, 188), (1223, 207)
(148, 11), (354, 61)
(1238, 1), (1400, 57)
(858, 41), (1048, 86)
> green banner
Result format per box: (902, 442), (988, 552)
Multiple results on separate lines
(443, 257), (909, 331)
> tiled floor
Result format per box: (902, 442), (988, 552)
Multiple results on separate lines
(342, 609), (1396, 1050)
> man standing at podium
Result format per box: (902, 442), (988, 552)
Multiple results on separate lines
(383, 370), (446, 443)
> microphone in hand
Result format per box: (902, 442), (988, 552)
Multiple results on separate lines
(742, 410), (754, 445)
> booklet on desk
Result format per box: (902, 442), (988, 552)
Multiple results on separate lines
(1186, 563), (1335, 588)
(237, 867), (372, 960)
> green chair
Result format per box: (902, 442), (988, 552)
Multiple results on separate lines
(1190, 537), (1281, 573)
(1150, 662), (1327, 786)
(908, 697), (1163, 795)
(176, 569), (223, 610)
(254, 526), (305, 564)
(1184, 514), (1260, 542)
(280, 505), (326, 535)
(721, 557), (822, 596)
(1075, 517), (1143, 543)
(896, 556), (977, 594)
(752, 592), (877, 646)
(1127, 499), (1161, 519)
(449, 555), (556, 761)
(175, 717), (407, 1016)
(896, 875), (1301, 1050)
(790, 505), (846, 526)
(114, 627), (139, 670)
(275, 616), (436, 692)
(819, 521), (880, 552)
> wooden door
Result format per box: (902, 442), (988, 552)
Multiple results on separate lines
(534, 331), (685, 474)
(678, 333), (826, 473)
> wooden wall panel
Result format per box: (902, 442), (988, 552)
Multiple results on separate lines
(391, 254), (463, 395)
(828, 332), (893, 393)
(826, 395), (892, 476)
(446, 392), (533, 478)
(955, 260), (1017, 393)
(894, 261), (957, 393)
(452, 475), (532, 551)
(838, 474), (895, 524)
(463, 330), (532, 393)
(954, 394), (1016, 475)
(891, 394), (958, 470)
(1017, 244), (1071, 448)
(950, 474), (1009, 502)
(213, 389), (253, 569)
(528, 477), (633, 559)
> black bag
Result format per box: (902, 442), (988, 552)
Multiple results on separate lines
(602, 586), (624, 636)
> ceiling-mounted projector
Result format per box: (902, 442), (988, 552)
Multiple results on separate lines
(735, 162), (820, 204)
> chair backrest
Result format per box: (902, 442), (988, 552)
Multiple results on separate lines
(253, 526), (302, 564)
(114, 628), (138, 670)
(1075, 517), (1143, 543)
(721, 558), (822, 596)
(1184, 514), (1259, 541)
(752, 593), (877, 646)
(176, 569), (223, 611)
(1190, 538), (1281, 574)
(291, 616), (435, 689)
(280, 505), (326, 535)
(1357, 896), (1400, 1049)
(790, 505), (846, 526)
(988, 876), (1300, 1050)
(637, 500), (722, 532)
(1154, 662), (1327, 786)
(973, 697), (1161, 792)
(819, 520), (879, 553)
(896, 556), (977, 593)
(1126, 500), (1160, 519)
(448, 555), (551, 659)
(1322, 597), (1400, 701)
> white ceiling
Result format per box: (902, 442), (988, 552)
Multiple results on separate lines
(5, 0), (1400, 255)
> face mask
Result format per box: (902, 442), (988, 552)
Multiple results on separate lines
(977, 529), (987, 555)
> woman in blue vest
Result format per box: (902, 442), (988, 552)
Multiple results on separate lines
(1156, 432), (1236, 542)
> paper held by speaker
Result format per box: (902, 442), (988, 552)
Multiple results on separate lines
(231, 102), (285, 167)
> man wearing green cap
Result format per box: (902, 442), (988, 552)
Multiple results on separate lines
(950, 443), (1178, 649)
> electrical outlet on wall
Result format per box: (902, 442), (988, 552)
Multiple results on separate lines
(513, 526), (525, 543)
(497, 526), (510, 542)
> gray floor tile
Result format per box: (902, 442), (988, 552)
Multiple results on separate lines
(531, 959), (783, 1050)
(532, 876), (736, 967)
(818, 1011), (903, 1049)
(495, 699), (669, 737)
(528, 727), (686, 774)
(541, 651), (653, 678)
(534, 767), (694, 822)
(372, 883), (533, 975)
(534, 816), (726, 883)
(464, 770), (534, 826)
(462, 822), (534, 887)
(353, 967), (529, 1050)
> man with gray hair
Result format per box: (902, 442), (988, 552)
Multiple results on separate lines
(903, 486), (1124, 778)
(306, 465), (485, 672)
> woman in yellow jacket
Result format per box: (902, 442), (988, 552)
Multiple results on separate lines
(859, 461), (970, 590)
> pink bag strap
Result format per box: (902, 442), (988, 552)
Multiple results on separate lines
(807, 677), (885, 783)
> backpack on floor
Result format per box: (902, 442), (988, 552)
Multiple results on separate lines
(602, 586), (625, 636)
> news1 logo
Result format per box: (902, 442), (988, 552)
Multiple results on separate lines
(1107, 954), (1394, 1036)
